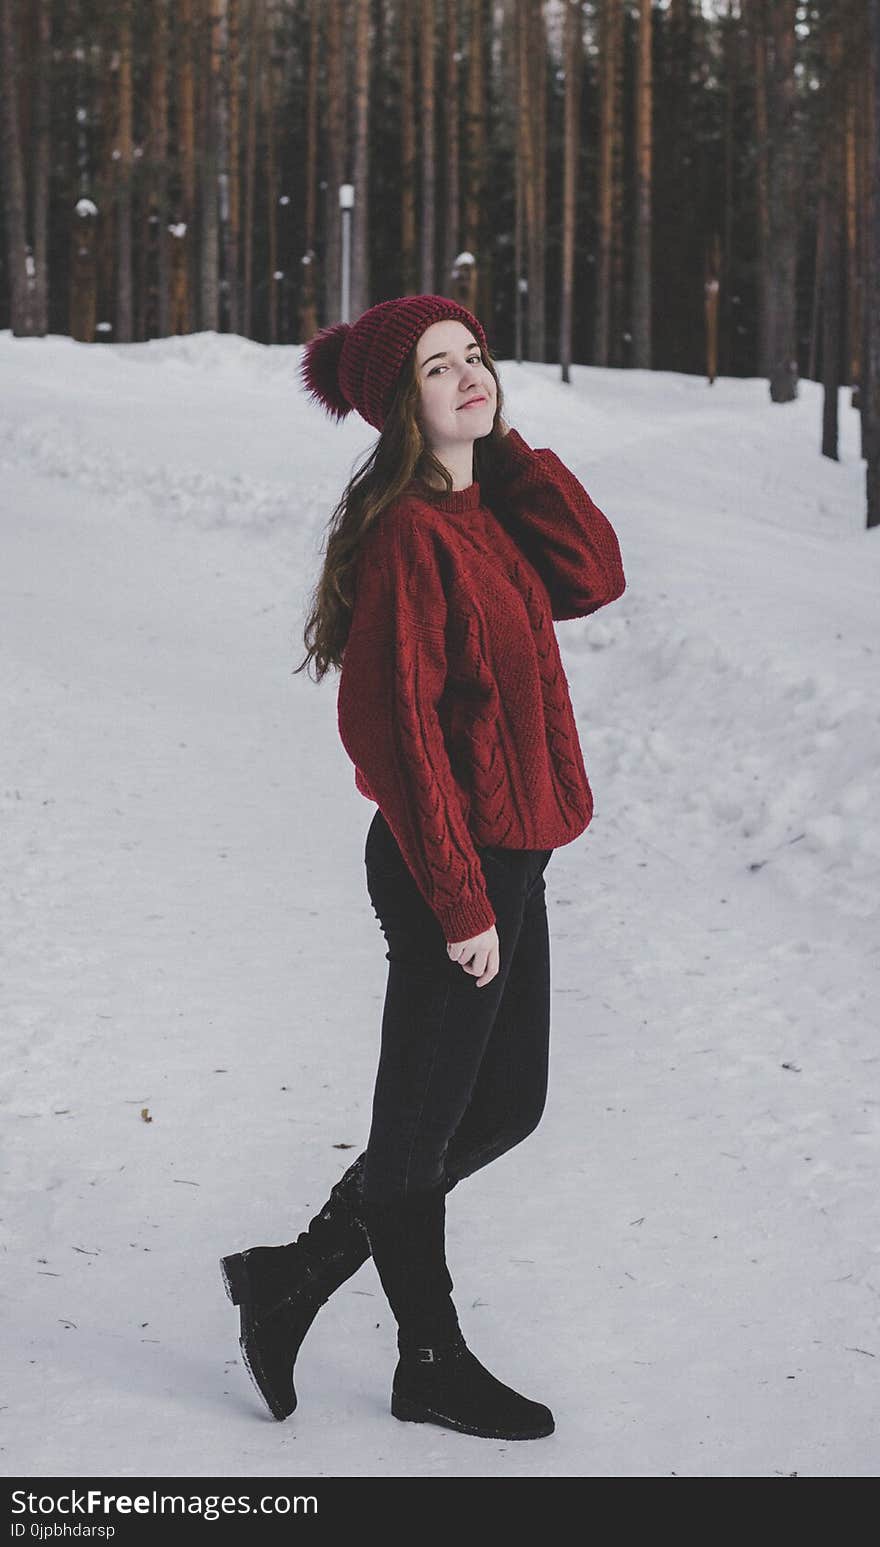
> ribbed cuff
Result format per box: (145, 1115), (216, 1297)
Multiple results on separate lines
(435, 889), (497, 947)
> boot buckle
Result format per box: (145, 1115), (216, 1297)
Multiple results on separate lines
(416, 1346), (436, 1363)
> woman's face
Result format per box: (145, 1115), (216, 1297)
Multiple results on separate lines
(414, 318), (497, 455)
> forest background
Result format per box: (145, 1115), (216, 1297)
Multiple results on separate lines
(1, 2), (876, 418)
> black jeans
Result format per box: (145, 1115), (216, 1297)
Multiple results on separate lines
(361, 808), (553, 1206)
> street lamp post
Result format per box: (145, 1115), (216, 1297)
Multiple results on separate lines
(339, 183), (354, 322)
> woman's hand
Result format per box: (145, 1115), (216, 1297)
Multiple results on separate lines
(446, 925), (500, 988)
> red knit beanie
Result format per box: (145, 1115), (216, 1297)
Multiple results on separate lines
(298, 294), (490, 433)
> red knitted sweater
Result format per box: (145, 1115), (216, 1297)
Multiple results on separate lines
(336, 426), (626, 943)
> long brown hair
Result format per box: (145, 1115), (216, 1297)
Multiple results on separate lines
(293, 336), (508, 682)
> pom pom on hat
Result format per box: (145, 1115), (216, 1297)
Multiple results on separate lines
(298, 321), (353, 422)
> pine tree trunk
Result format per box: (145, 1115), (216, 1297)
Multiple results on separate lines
(767, 0), (799, 403)
(175, 0), (197, 335)
(721, 0), (737, 376)
(147, 0), (170, 340)
(116, 0), (134, 342)
(399, 0), (417, 296)
(213, 0), (232, 337)
(70, 207), (98, 343)
(632, 0), (652, 369)
(263, 0), (278, 342)
(866, 0), (880, 527)
(594, 0), (615, 366)
(559, 0), (581, 382)
(808, 167), (824, 384)
(514, 0), (524, 362)
(747, 0), (770, 376)
(820, 139), (841, 460)
(704, 232), (721, 383)
(272, 0), (291, 341)
(516, 0), (542, 359)
(848, 7), (871, 421)
(419, 0), (436, 294)
(525, 0), (546, 360)
(442, 0), (461, 293)
(32, 0), (51, 335)
(298, 0), (320, 340)
(844, 69), (861, 400)
(462, 0), (486, 320)
(352, 0), (370, 318)
(657, 0), (692, 374)
(242, 0), (259, 338)
(96, 20), (117, 338)
(69, 4), (98, 345)
(609, 0), (625, 367)
(0, 0), (35, 334)
(226, 0), (241, 334)
(199, 0), (221, 332)
(324, 0), (345, 322)
(860, 13), (872, 452)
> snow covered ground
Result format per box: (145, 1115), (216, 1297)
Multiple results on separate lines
(1, 330), (877, 1478)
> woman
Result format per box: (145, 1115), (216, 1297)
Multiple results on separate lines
(221, 294), (626, 1442)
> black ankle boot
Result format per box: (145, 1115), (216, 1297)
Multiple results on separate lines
(220, 1153), (371, 1420)
(392, 1333), (555, 1441)
(361, 1186), (554, 1442)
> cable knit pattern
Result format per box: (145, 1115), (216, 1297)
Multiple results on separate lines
(487, 429), (627, 622)
(336, 428), (626, 943)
